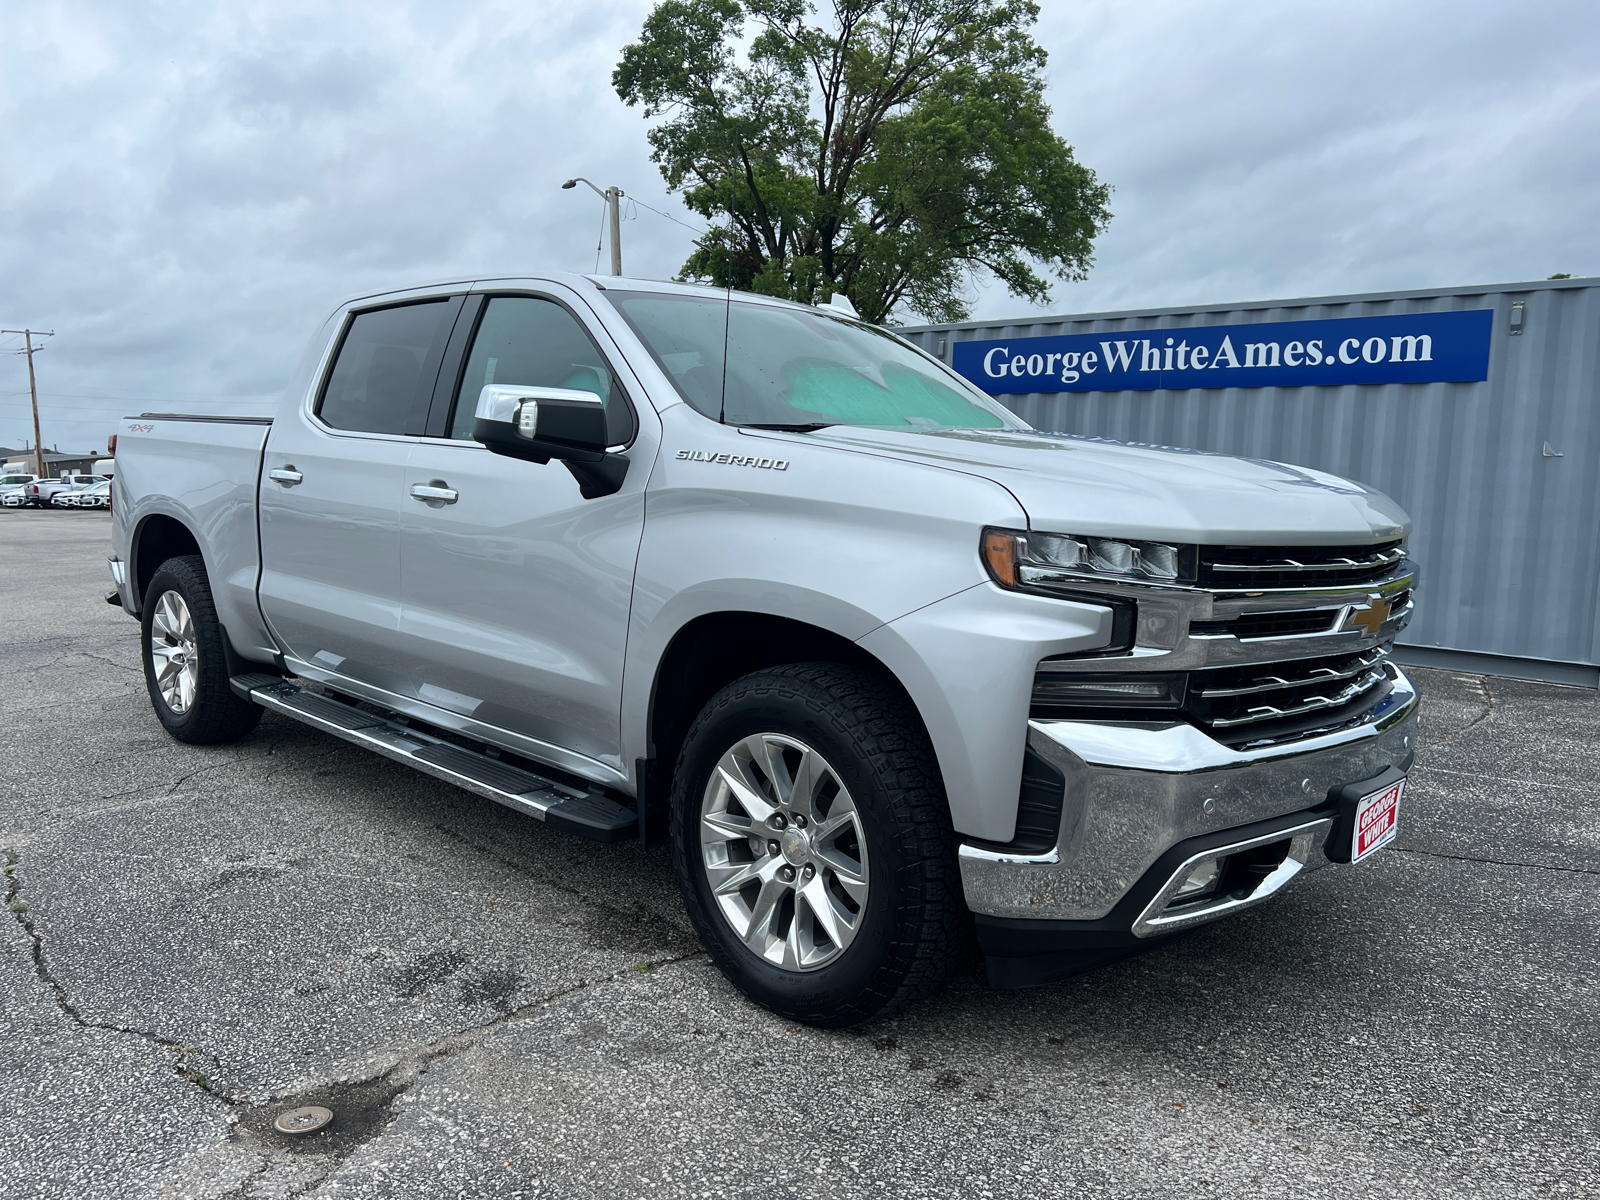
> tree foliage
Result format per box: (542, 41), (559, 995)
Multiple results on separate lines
(614, 0), (1112, 324)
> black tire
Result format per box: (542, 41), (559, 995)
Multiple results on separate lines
(140, 555), (263, 745)
(671, 663), (960, 1027)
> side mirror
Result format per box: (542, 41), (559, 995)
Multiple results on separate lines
(473, 386), (608, 464)
(471, 384), (630, 499)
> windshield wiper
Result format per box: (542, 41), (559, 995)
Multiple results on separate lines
(739, 422), (834, 432)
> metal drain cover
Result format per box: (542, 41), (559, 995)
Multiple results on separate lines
(274, 1105), (333, 1135)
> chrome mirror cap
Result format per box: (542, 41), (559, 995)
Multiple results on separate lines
(475, 384), (601, 427)
(472, 384), (611, 468)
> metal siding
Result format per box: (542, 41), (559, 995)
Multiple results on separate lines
(905, 281), (1600, 667)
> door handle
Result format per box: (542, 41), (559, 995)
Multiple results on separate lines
(268, 467), (303, 486)
(409, 482), (459, 505)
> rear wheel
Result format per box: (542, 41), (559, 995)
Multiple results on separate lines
(671, 663), (959, 1027)
(140, 555), (263, 744)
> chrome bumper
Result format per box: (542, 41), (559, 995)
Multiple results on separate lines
(958, 665), (1419, 922)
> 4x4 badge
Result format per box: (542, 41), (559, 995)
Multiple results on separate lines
(1345, 596), (1392, 636)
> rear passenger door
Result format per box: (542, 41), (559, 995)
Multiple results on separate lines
(258, 294), (464, 692)
(397, 290), (646, 774)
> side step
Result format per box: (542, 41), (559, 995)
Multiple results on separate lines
(230, 674), (636, 843)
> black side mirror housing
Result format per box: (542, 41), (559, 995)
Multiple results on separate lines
(473, 385), (609, 464)
(471, 385), (629, 499)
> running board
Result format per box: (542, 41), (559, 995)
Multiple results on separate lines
(230, 674), (636, 842)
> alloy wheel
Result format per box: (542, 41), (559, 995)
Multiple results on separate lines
(149, 589), (199, 714)
(699, 732), (870, 971)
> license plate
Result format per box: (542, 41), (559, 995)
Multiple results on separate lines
(1352, 777), (1404, 863)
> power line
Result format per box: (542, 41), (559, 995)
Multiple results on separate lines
(626, 195), (709, 236)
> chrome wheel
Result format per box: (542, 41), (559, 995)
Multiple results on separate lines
(149, 589), (199, 714)
(699, 732), (870, 972)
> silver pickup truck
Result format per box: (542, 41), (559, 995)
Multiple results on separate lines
(110, 274), (1418, 1026)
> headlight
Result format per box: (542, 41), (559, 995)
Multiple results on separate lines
(982, 528), (1196, 589)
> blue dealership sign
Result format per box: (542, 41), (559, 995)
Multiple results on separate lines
(952, 309), (1494, 394)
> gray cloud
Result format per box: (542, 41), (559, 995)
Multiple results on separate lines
(1, 0), (1596, 452)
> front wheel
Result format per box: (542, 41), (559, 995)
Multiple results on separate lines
(140, 555), (263, 745)
(671, 663), (960, 1027)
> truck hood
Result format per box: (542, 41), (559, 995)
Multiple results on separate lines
(805, 426), (1409, 544)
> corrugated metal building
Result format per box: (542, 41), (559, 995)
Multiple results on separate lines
(901, 277), (1600, 687)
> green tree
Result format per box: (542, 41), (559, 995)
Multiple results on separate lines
(614, 0), (1111, 324)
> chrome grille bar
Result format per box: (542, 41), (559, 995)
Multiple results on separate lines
(1208, 547), (1407, 573)
(1207, 667), (1388, 728)
(1194, 646), (1389, 698)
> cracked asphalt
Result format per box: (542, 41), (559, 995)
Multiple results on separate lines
(2, 511), (1596, 1199)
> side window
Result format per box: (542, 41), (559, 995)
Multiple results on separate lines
(449, 297), (635, 443)
(318, 299), (457, 436)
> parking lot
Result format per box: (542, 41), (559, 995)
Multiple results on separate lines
(1, 509), (1596, 1199)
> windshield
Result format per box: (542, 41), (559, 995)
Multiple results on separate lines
(607, 291), (1024, 431)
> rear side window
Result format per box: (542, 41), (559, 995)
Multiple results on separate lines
(319, 300), (458, 435)
(448, 297), (635, 444)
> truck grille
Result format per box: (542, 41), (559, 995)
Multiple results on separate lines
(1198, 539), (1405, 589)
(1190, 609), (1341, 640)
(1185, 643), (1393, 743)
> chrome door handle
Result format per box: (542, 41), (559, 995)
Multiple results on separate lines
(409, 482), (458, 504)
(268, 467), (303, 486)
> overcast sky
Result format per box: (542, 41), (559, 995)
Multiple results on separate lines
(2, 0), (1597, 454)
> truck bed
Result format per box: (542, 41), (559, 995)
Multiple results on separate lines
(111, 412), (277, 661)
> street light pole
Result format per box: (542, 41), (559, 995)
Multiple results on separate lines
(3, 328), (53, 477)
(562, 177), (623, 275)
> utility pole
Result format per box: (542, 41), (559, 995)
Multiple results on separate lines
(3, 329), (53, 477)
(561, 178), (624, 275)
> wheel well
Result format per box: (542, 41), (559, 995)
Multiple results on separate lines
(648, 612), (916, 783)
(133, 515), (202, 607)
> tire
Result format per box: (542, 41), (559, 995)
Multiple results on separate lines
(140, 555), (263, 745)
(671, 663), (960, 1027)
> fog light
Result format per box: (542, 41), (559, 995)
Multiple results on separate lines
(1171, 858), (1222, 902)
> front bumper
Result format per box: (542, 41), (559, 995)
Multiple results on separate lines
(959, 665), (1419, 981)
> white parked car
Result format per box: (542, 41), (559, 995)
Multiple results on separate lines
(71, 479), (112, 509)
(50, 477), (100, 507)
(0, 472), (37, 507)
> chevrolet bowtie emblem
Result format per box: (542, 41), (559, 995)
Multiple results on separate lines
(1347, 596), (1391, 636)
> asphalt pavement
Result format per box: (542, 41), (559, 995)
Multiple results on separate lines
(1, 509), (1596, 1199)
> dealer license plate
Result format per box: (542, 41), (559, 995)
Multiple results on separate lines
(1352, 777), (1404, 863)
